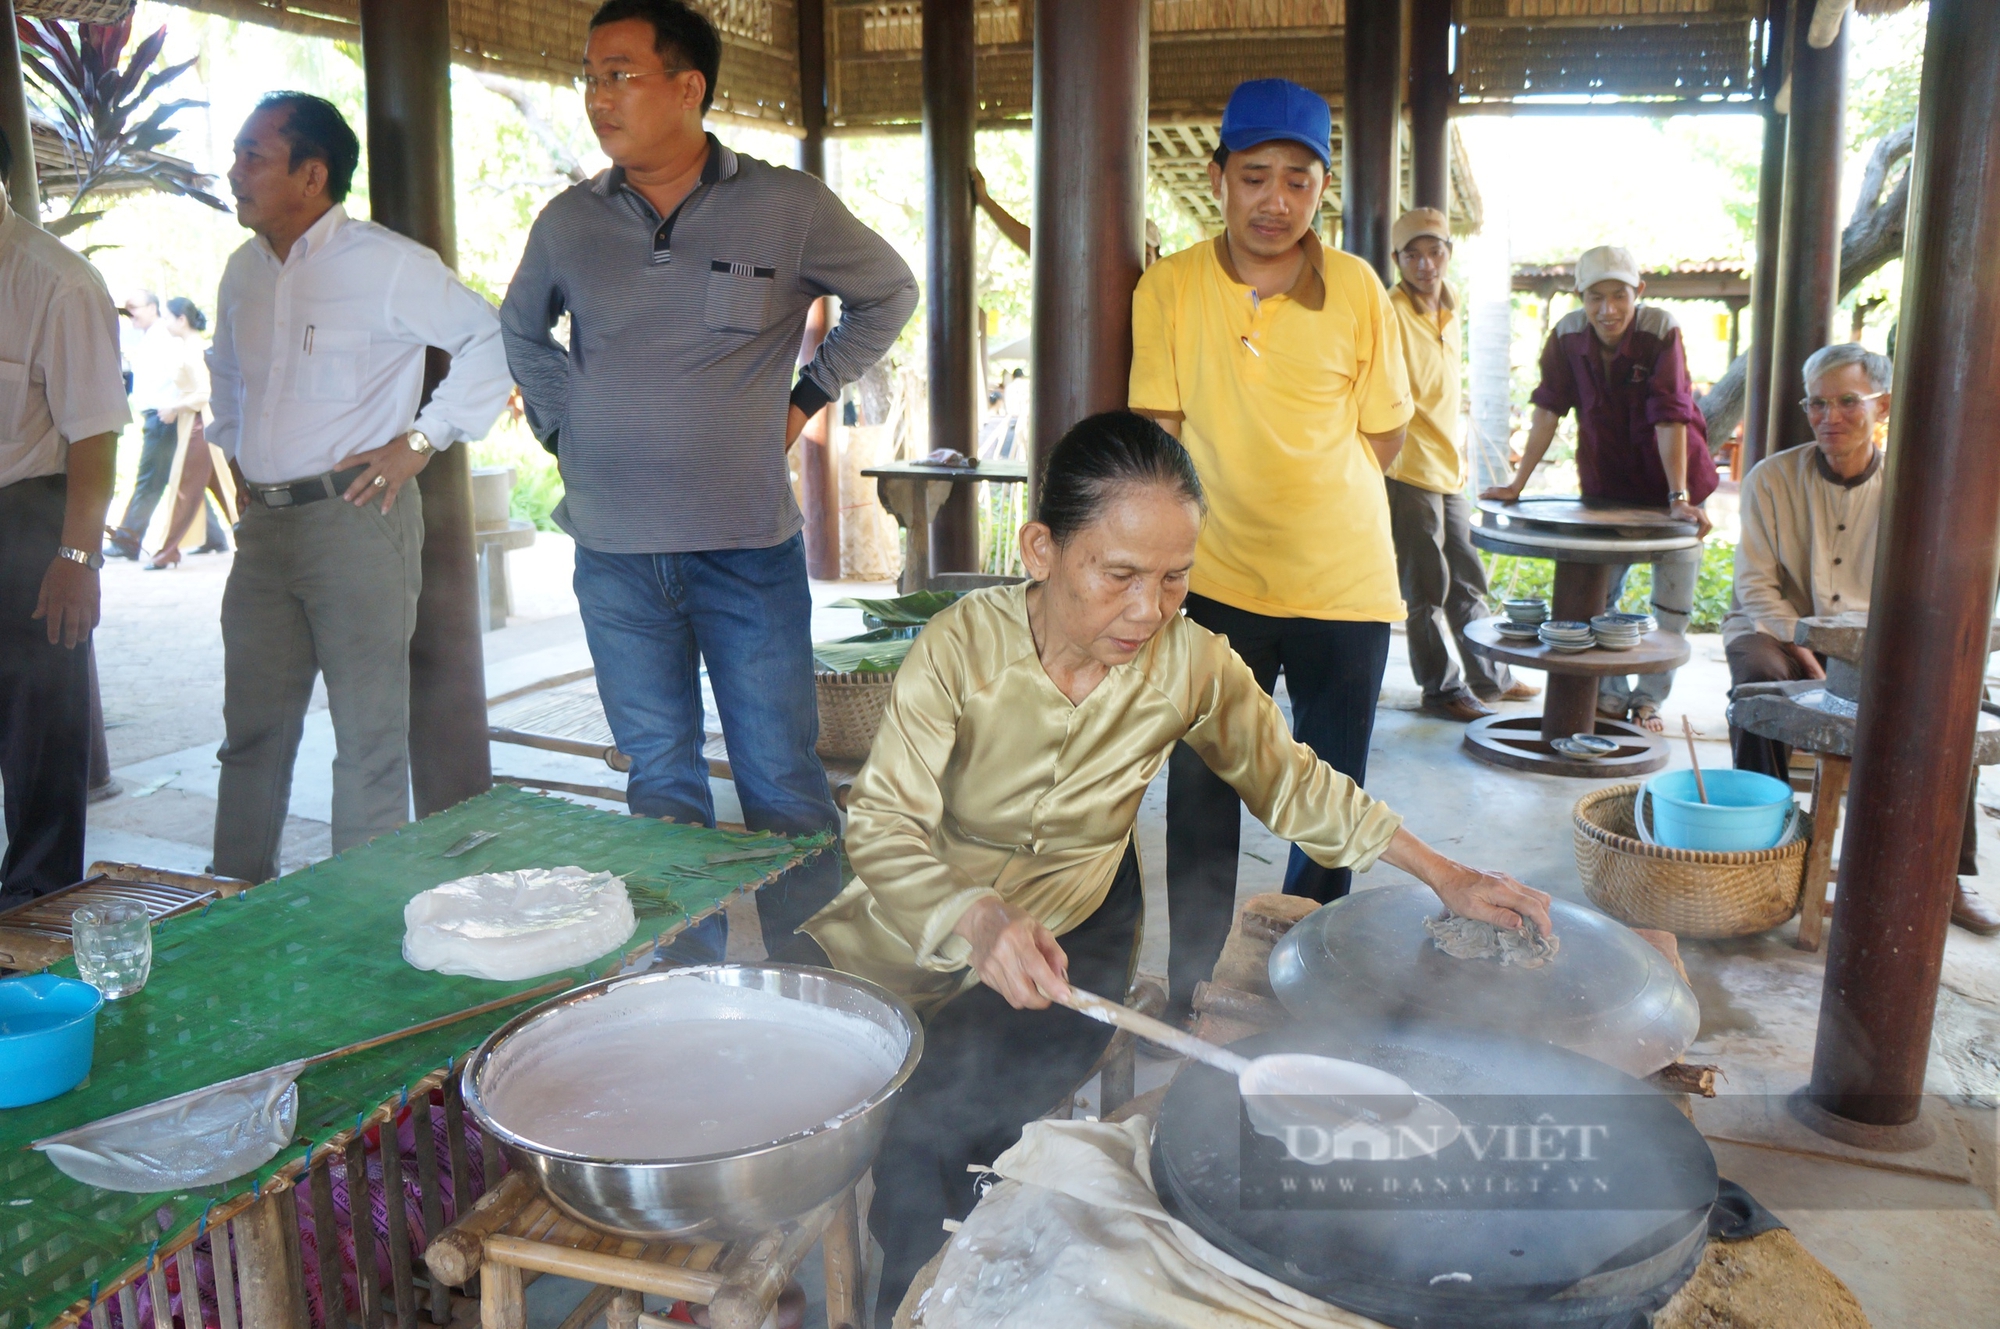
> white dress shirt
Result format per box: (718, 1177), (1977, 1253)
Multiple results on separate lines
(126, 318), (181, 416)
(207, 204), (511, 485)
(0, 203), (132, 490)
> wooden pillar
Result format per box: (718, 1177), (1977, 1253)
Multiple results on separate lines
(923, 0), (979, 576)
(795, 0), (840, 579)
(1343, 0), (1406, 283)
(1762, 0), (1844, 458)
(1741, 1), (1790, 474)
(1407, 0), (1452, 214)
(0, 0), (38, 218)
(359, 0), (493, 815)
(1030, 0), (1148, 506)
(1806, 0), (2000, 1138)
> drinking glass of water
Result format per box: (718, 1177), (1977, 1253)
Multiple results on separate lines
(72, 902), (153, 999)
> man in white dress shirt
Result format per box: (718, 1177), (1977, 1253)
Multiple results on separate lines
(207, 93), (510, 882)
(106, 290), (197, 559)
(0, 124), (129, 905)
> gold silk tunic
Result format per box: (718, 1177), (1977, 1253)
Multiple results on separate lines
(803, 584), (1405, 1010)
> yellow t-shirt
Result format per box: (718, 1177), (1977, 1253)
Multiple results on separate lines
(1129, 232), (1413, 621)
(1383, 281), (1466, 494)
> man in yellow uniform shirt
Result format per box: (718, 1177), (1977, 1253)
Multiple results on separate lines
(1129, 78), (1413, 1022)
(1383, 207), (1535, 721)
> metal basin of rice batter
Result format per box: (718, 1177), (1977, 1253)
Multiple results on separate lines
(463, 964), (923, 1240)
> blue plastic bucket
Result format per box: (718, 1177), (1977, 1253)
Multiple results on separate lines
(1637, 769), (1798, 853)
(0, 973), (104, 1108)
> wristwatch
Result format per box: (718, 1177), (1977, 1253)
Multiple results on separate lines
(406, 429), (437, 456)
(56, 545), (104, 570)
(1666, 489), (1689, 504)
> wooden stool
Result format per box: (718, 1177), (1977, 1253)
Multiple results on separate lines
(426, 1171), (867, 1329)
(1795, 754), (1850, 953)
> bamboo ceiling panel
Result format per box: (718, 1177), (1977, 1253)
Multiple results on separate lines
(158, 0), (804, 127)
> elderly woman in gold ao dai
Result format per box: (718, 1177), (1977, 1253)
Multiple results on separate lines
(797, 411), (1553, 1320)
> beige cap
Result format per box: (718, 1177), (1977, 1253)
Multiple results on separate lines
(1392, 207), (1451, 252)
(1575, 245), (1642, 293)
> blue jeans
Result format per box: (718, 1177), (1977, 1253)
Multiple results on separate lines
(573, 532), (841, 963)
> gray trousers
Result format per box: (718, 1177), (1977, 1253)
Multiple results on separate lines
(213, 489), (423, 881)
(1385, 478), (1514, 702)
(1599, 555), (1698, 716)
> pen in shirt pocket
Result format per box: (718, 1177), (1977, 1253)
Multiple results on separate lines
(304, 325), (315, 354)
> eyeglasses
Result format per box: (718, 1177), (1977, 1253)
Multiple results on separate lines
(1800, 392), (1886, 418)
(576, 67), (690, 94)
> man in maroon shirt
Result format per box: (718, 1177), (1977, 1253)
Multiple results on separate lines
(1483, 246), (1716, 732)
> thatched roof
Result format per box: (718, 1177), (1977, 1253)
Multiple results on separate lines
(18, 0), (135, 20)
(143, 0), (1786, 129)
(149, 2), (807, 131)
(135, 0), (1852, 235)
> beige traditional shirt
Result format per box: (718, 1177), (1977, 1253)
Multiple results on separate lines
(1723, 443), (1883, 646)
(804, 584), (1405, 1009)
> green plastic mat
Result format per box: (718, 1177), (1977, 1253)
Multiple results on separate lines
(0, 786), (829, 1329)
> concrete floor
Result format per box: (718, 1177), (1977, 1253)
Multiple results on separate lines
(18, 534), (2000, 1327)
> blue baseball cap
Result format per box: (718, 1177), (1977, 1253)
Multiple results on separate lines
(1220, 79), (1332, 168)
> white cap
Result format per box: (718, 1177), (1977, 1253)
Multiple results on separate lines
(1575, 246), (1642, 293)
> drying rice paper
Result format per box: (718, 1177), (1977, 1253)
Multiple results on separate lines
(403, 867), (636, 981)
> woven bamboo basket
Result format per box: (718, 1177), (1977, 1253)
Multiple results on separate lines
(814, 670), (897, 762)
(1573, 783), (1809, 939)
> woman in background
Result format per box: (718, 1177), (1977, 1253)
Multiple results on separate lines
(145, 296), (232, 568)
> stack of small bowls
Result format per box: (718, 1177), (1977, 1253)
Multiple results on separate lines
(1590, 611), (1655, 651)
(1497, 598), (1548, 642)
(1538, 620), (1596, 653)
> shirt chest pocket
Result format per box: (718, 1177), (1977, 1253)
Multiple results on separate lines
(704, 260), (777, 335)
(295, 328), (369, 403)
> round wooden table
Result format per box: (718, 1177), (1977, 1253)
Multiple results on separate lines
(1463, 497), (1701, 777)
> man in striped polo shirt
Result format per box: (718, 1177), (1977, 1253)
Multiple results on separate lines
(501, 0), (916, 960)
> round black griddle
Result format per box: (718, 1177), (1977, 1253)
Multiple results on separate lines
(1152, 1024), (1717, 1329)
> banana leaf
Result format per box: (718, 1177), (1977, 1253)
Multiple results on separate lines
(812, 630), (915, 674)
(830, 590), (962, 626)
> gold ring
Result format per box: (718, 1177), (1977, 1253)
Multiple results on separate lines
(372, 475), (387, 487)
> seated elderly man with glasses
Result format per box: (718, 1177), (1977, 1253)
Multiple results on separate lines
(1726, 342), (2000, 934)
(1722, 342), (1889, 779)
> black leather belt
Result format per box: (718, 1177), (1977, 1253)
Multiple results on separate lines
(248, 465), (369, 509)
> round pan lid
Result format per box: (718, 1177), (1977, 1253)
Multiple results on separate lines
(1151, 1023), (1717, 1329)
(1268, 885), (1699, 1077)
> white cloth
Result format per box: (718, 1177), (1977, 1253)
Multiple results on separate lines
(125, 317), (180, 415)
(207, 203), (511, 484)
(909, 1116), (1387, 1329)
(0, 204), (132, 489)
(1722, 444), (1883, 646)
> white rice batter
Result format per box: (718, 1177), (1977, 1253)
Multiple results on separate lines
(480, 976), (904, 1160)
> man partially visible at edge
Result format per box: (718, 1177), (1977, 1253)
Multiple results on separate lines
(0, 122), (126, 905)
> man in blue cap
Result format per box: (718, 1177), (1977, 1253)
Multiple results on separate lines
(1130, 78), (1413, 1025)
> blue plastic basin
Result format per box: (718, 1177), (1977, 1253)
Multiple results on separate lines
(1638, 769), (1798, 853)
(0, 973), (104, 1108)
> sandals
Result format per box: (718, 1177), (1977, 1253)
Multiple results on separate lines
(1629, 704), (1665, 734)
